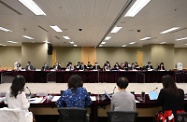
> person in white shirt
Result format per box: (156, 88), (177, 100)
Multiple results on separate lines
(4, 75), (30, 111)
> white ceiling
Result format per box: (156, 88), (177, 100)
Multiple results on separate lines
(0, 0), (187, 47)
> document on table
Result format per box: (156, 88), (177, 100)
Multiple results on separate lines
(51, 96), (61, 102)
(0, 97), (5, 103)
(90, 96), (96, 101)
(29, 97), (45, 104)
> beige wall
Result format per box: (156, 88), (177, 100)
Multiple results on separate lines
(142, 45), (151, 66)
(0, 45), (187, 69)
(96, 47), (140, 66)
(22, 43), (48, 69)
(174, 48), (187, 68)
(0, 46), (21, 68)
(151, 44), (174, 69)
(55, 47), (81, 67)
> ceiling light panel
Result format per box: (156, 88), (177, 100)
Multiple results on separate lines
(50, 25), (63, 32)
(140, 37), (151, 40)
(176, 37), (187, 41)
(160, 27), (180, 34)
(125, 0), (151, 17)
(111, 26), (122, 33)
(22, 35), (34, 39)
(63, 36), (70, 40)
(0, 27), (12, 32)
(18, 0), (46, 15)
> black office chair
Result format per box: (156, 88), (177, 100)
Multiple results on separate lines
(107, 111), (138, 122)
(176, 112), (187, 122)
(57, 108), (88, 122)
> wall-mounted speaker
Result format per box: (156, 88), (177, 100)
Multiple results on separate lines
(48, 44), (53, 55)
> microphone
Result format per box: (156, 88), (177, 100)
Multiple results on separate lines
(26, 86), (33, 98)
(153, 87), (158, 91)
(112, 86), (116, 95)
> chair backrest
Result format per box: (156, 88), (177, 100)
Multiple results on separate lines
(176, 112), (187, 122)
(58, 108), (87, 122)
(0, 107), (33, 122)
(107, 111), (138, 122)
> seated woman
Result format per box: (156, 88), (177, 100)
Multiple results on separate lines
(4, 75), (30, 111)
(157, 75), (184, 121)
(56, 74), (92, 108)
(157, 62), (165, 71)
(4, 75), (33, 121)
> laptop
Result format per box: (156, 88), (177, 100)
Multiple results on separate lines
(104, 90), (112, 100)
(148, 91), (158, 100)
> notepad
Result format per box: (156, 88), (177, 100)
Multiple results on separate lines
(148, 91), (158, 100)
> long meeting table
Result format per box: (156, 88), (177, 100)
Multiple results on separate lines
(1, 70), (187, 83)
(0, 94), (187, 122)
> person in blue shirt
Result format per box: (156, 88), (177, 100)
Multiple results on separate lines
(56, 74), (92, 108)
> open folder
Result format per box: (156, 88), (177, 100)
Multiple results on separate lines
(148, 91), (158, 100)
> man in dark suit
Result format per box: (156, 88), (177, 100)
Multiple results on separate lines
(146, 61), (154, 70)
(53, 62), (61, 70)
(41, 62), (50, 71)
(25, 61), (35, 71)
(93, 62), (101, 70)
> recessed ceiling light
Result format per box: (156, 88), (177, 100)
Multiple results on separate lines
(111, 26), (122, 33)
(50, 25), (63, 32)
(69, 41), (74, 44)
(129, 42), (136, 45)
(124, 0), (151, 17)
(22, 35), (34, 39)
(18, 0), (46, 15)
(160, 27), (180, 34)
(99, 45), (103, 47)
(160, 42), (166, 44)
(185, 44), (187, 45)
(63, 36), (70, 40)
(105, 36), (111, 40)
(176, 37), (187, 41)
(43, 41), (50, 43)
(122, 45), (127, 47)
(140, 37), (151, 40)
(101, 42), (106, 45)
(73, 44), (77, 47)
(7, 41), (18, 44)
(0, 27), (12, 32)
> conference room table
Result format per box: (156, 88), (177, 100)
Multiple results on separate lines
(0, 94), (187, 122)
(1, 70), (187, 83)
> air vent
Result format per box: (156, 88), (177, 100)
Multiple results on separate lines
(38, 26), (48, 32)
(55, 36), (60, 40)
(0, 0), (22, 15)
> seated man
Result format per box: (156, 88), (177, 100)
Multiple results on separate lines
(25, 61), (35, 71)
(65, 62), (74, 71)
(111, 77), (136, 111)
(146, 61), (154, 70)
(93, 62), (101, 70)
(41, 62), (50, 71)
(53, 62), (61, 71)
